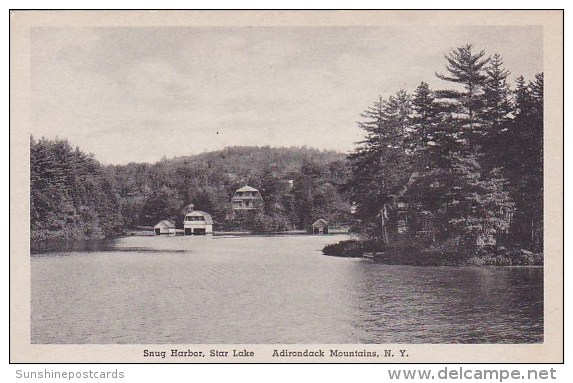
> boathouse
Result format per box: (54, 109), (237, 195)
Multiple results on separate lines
(311, 219), (329, 234)
(184, 211), (213, 235)
(154, 220), (176, 236)
(231, 185), (263, 210)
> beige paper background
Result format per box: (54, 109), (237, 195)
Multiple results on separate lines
(10, 10), (563, 363)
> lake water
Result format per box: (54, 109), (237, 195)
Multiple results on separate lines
(31, 235), (543, 344)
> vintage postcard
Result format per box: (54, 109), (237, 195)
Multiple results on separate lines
(10, 10), (563, 363)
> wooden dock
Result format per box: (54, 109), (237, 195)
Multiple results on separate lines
(362, 252), (385, 259)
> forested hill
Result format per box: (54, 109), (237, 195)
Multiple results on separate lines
(30, 142), (352, 242)
(165, 146), (346, 181)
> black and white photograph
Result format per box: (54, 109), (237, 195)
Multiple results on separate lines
(10, 10), (563, 363)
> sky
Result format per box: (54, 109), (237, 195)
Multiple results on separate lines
(30, 26), (542, 164)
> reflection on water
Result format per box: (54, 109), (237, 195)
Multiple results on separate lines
(31, 235), (543, 344)
(348, 263), (543, 343)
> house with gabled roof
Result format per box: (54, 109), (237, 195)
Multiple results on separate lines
(231, 185), (264, 211)
(154, 220), (176, 236)
(311, 219), (329, 234)
(184, 210), (213, 235)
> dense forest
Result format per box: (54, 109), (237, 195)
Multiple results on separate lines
(343, 44), (543, 260)
(30, 143), (352, 242)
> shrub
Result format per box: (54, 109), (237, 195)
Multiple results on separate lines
(322, 239), (384, 258)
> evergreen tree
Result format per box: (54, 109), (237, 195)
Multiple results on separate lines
(435, 44), (490, 144)
(347, 94), (412, 236)
(410, 82), (435, 151)
(410, 82), (454, 169)
(385, 89), (412, 150)
(480, 53), (513, 166)
(447, 151), (515, 248)
(30, 137), (124, 241)
(513, 75), (530, 115)
(482, 54), (512, 129)
(502, 73), (544, 250)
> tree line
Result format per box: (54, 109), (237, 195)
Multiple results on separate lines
(30, 138), (124, 241)
(348, 44), (543, 252)
(30, 142), (352, 242)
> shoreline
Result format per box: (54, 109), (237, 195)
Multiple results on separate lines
(322, 239), (543, 267)
(30, 234), (543, 268)
(30, 231), (351, 255)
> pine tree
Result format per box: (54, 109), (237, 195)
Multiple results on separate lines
(356, 96), (389, 147)
(430, 46), (518, 250)
(347, 95), (412, 235)
(482, 54), (512, 130)
(448, 151), (515, 247)
(348, 97), (390, 223)
(411, 82), (435, 149)
(530, 73), (544, 106)
(513, 75), (530, 115)
(410, 81), (455, 169)
(480, 53), (513, 167)
(502, 73), (543, 250)
(403, 83), (452, 226)
(385, 89), (412, 150)
(435, 44), (490, 143)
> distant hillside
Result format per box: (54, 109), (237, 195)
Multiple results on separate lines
(113, 145), (352, 229)
(164, 146), (347, 181)
(31, 140), (352, 242)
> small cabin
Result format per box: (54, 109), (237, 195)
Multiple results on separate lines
(154, 220), (176, 236)
(311, 219), (329, 234)
(380, 198), (437, 246)
(184, 211), (213, 235)
(231, 185), (264, 210)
